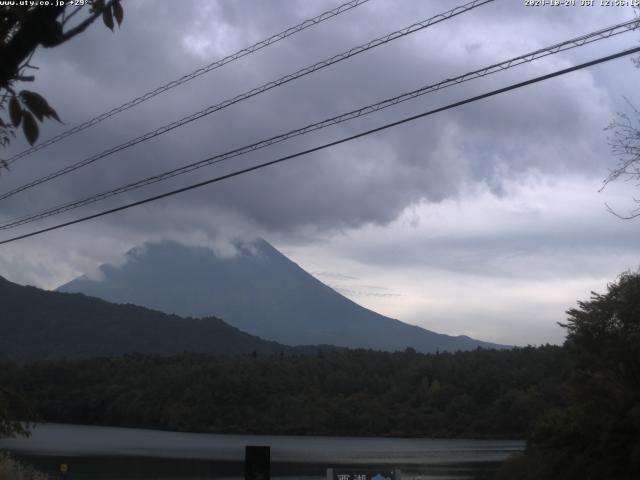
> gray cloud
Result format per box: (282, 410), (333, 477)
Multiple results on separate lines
(2, 0), (634, 234)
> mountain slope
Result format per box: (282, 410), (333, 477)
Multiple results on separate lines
(0, 276), (291, 362)
(58, 240), (506, 352)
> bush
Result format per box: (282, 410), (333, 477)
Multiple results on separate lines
(0, 454), (49, 480)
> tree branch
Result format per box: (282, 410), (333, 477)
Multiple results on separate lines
(59, 0), (117, 43)
(0, 2), (117, 86)
(0, 6), (64, 83)
(62, 5), (84, 26)
(605, 202), (640, 220)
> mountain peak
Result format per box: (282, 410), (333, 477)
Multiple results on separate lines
(58, 239), (507, 352)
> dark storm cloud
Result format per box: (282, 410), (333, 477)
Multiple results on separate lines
(0, 0), (637, 251)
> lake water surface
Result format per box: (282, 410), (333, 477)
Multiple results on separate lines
(0, 423), (524, 480)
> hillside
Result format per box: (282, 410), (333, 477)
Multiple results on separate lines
(58, 239), (507, 352)
(0, 276), (291, 362)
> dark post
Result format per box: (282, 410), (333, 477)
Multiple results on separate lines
(245, 445), (270, 480)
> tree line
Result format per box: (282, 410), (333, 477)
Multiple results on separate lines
(0, 345), (566, 439)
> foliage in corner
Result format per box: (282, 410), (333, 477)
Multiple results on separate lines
(498, 271), (640, 479)
(603, 29), (640, 219)
(0, 452), (50, 480)
(0, 0), (123, 165)
(603, 102), (640, 219)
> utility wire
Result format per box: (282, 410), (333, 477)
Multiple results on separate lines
(2, 18), (638, 231)
(1, 45), (638, 247)
(4, 0), (373, 166)
(0, 0), (493, 202)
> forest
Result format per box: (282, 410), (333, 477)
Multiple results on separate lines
(0, 345), (566, 439)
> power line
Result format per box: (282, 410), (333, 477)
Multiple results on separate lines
(2, 18), (637, 231)
(1, 45), (638, 247)
(0, 0), (493, 202)
(4, 0), (373, 166)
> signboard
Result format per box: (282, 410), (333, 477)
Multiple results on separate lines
(327, 468), (400, 480)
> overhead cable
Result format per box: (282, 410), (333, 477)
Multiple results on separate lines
(2, 18), (638, 231)
(0, 0), (493, 202)
(1, 45), (638, 246)
(3, 0), (373, 166)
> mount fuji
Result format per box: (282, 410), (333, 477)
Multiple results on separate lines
(58, 239), (506, 352)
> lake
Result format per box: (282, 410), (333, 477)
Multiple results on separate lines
(0, 423), (524, 479)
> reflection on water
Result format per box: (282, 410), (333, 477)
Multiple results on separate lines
(0, 424), (524, 480)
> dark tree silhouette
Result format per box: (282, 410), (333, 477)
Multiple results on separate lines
(499, 271), (640, 479)
(0, 0), (123, 159)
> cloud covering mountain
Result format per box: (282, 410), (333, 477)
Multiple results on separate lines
(58, 240), (506, 352)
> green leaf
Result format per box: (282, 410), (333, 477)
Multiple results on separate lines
(113, 1), (123, 26)
(47, 106), (61, 123)
(102, 5), (114, 31)
(9, 96), (22, 127)
(20, 90), (47, 121)
(20, 90), (61, 123)
(91, 0), (105, 14)
(22, 111), (39, 145)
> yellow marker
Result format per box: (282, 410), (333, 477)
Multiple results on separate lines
(60, 464), (68, 473)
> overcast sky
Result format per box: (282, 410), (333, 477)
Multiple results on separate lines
(1, 0), (639, 346)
